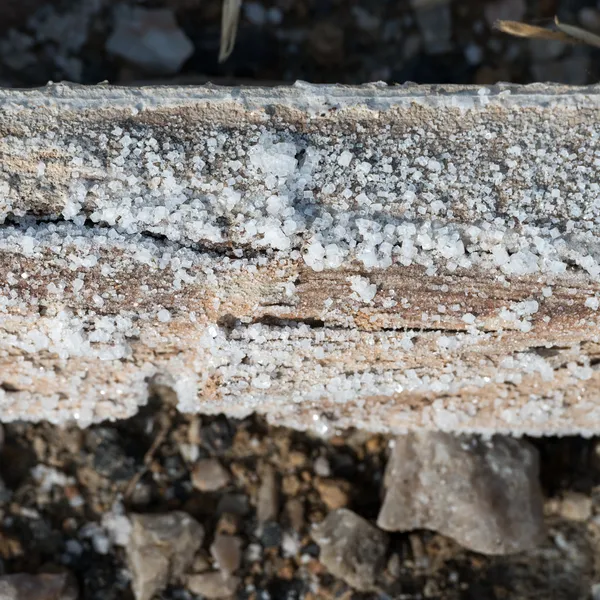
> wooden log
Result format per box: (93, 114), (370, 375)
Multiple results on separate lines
(1, 82), (600, 434)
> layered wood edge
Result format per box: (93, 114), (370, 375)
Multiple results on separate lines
(2, 82), (600, 434)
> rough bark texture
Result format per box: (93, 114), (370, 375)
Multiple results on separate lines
(2, 82), (600, 434)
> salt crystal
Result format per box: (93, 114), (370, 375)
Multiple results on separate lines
(252, 374), (272, 389)
(157, 309), (171, 322)
(337, 151), (354, 168)
(348, 275), (377, 303)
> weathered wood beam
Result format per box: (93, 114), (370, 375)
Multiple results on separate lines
(1, 82), (600, 434)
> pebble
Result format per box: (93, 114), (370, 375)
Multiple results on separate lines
(256, 464), (279, 523)
(244, 2), (267, 26)
(313, 456), (331, 477)
(126, 512), (204, 600)
(0, 572), (78, 600)
(284, 498), (305, 532)
(217, 493), (250, 517)
(260, 521), (282, 548)
(312, 508), (388, 592)
(106, 7), (194, 75)
(412, 0), (452, 55)
(315, 478), (350, 510)
(191, 458), (231, 492)
(186, 572), (241, 599)
(377, 433), (545, 555)
(558, 491), (592, 522)
(210, 534), (243, 575)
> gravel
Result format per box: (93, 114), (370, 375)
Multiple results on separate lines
(1, 407), (600, 598)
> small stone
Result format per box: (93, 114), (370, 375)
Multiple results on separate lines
(559, 491), (592, 522)
(377, 433), (545, 555)
(412, 0), (452, 55)
(217, 494), (250, 517)
(260, 521), (282, 548)
(312, 508), (388, 592)
(191, 459), (231, 492)
(186, 572), (240, 599)
(285, 498), (305, 532)
(127, 512), (204, 600)
(0, 572), (78, 600)
(256, 464), (279, 523)
(313, 456), (331, 477)
(244, 2), (266, 26)
(315, 478), (350, 510)
(210, 534), (243, 575)
(106, 7), (194, 75)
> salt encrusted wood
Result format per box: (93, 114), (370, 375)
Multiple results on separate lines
(2, 82), (600, 434)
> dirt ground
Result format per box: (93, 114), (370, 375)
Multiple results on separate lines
(3, 400), (600, 600)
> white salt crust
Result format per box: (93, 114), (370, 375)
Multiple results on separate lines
(1, 83), (600, 434)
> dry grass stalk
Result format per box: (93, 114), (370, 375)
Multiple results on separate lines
(496, 16), (600, 48)
(219, 0), (242, 63)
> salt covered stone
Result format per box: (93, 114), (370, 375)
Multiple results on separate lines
(312, 508), (388, 591)
(106, 7), (193, 74)
(127, 512), (204, 600)
(377, 432), (545, 555)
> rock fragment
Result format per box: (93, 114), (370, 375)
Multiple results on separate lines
(0, 572), (78, 600)
(315, 477), (350, 510)
(126, 511), (204, 600)
(106, 7), (193, 74)
(256, 464), (279, 523)
(186, 572), (241, 598)
(191, 458), (231, 492)
(557, 491), (592, 522)
(377, 432), (545, 555)
(311, 508), (388, 591)
(210, 534), (243, 575)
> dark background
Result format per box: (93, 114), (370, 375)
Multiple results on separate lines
(1, 0), (599, 88)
